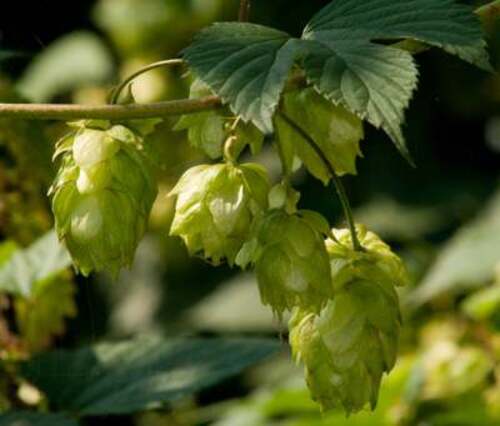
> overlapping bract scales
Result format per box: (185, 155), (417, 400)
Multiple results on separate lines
(326, 225), (409, 291)
(289, 225), (408, 414)
(50, 120), (158, 276)
(237, 209), (333, 316)
(174, 79), (264, 159)
(170, 162), (270, 265)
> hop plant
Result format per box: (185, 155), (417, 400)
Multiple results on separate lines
(49, 120), (158, 276)
(169, 162), (269, 265)
(237, 207), (333, 316)
(289, 226), (408, 414)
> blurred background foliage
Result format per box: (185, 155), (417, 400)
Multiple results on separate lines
(0, 0), (499, 425)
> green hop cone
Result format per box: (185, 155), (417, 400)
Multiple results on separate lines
(289, 225), (408, 414)
(237, 208), (333, 316)
(49, 120), (158, 276)
(174, 79), (264, 159)
(326, 225), (409, 290)
(275, 88), (364, 184)
(170, 162), (270, 265)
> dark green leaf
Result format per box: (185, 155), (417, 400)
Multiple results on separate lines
(302, 0), (489, 161)
(301, 41), (417, 163)
(183, 23), (300, 134)
(22, 337), (281, 416)
(303, 0), (490, 70)
(0, 412), (78, 426)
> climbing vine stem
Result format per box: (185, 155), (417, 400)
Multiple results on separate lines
(110, 58), (185, 105)
(278, 112), (363, 252)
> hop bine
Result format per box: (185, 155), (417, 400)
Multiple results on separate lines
(169, 162), (270, 265)
(289, 225), (409, 414)
(49, 120), (158, 276)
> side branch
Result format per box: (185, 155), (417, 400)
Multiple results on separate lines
(0, 96), (222, 121)
(279, 111), (363, 252)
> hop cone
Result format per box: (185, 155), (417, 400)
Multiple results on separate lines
(237, 209), (333, 316)
(289, 226), (408, 414)
(170, 162), (269, 265)
(50, 121), (158, 276)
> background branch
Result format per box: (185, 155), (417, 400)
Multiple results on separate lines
(239, 0), (251, 22)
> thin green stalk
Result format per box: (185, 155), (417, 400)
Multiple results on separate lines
(110, 59), (185, 105)
(331, 174), (362, 251)
(278, 112), (363, 251)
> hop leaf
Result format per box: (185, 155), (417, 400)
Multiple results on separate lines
(170, 162), (270, 265)
(50, 121), (158, 276)
(237, 209), (333, 315)
(289, 226), (408, 414)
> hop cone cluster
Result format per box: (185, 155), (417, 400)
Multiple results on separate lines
(50, 120), (157, 276)
(236, 209), (333, 316)
(289, 226), (408, 414)
(170, 162), (269, 265)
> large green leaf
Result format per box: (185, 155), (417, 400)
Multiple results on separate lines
(302, 0), (489, 161)
(0, 231), (71, 297)
(183, 23), (300, 134)
(0, 412), (78, 426)
(301, 41), (417, 162)
(22, 337), (281, 416)
(410, 190), (500, 306)
(303, 0), (489, 69)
